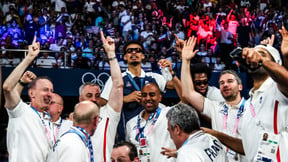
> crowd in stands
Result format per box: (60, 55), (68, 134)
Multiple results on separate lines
(0, 0), (287, 72)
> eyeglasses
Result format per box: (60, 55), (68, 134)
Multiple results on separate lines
(126, 48), (142, 53)
(194, 80), (208, 86)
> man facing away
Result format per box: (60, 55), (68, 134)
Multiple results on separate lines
(47, 101), (101, 162)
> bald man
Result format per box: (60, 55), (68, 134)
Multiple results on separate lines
(48, 101), (101, 162)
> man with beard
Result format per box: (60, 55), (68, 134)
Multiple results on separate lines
(101, 40), (182, 142)
(3, 37), (55, 162)
(202, 27), (288, 161)
(181, 36), (247, 161)
(126, 83), (176, 162)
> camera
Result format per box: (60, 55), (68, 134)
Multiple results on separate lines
(229, 47), (260, 71)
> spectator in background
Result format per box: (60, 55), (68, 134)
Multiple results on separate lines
(73, 47), (91, 69)
(23, 14), (38, 45)
(35, 49), (57, 68)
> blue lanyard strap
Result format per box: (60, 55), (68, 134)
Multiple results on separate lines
(135, 108), (161, 141)
(127, 73), (144, 91)
(223, 99), (246, 119)
(63, 126), (94, 162)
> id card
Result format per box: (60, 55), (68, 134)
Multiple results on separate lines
(226, 149), (239, 161)
(254, 131), (279, 162)
(138, 137), (151, 162)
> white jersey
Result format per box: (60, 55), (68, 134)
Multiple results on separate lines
(52, 118), (73, 139)
(203, 98), (247, 161)
(238, 77), (288, 161)
(206, 86), (225, 102)
(126, 107), (176, 162)
(177, 131), (226, 162)
(6, 100), (53, 162)
(93, 104), (120, 162)
(47, 131), (90, 162)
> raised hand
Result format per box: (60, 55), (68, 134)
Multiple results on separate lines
(279, 26), (288, 57)
(260, 34), (275, 45)
(158, 59), (173, 74)
(181, 36), (198, 61)
(100, 31), (115, 58)
(27, 36), (40, 59)
(20, 71), (37, 84)
(174, 34), (184, 54)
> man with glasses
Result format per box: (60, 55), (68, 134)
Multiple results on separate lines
(101, 40), (182, 142)
(181, 37), (247, 161)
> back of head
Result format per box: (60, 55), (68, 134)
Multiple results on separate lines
(73, 101), (99, 125)
(166, 103), (200, 134)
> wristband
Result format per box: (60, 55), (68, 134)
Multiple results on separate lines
(18, 80), (28, 86)
(108, 56), (117, 61)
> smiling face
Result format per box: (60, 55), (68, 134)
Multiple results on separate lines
(141, 83), (162, 113)
(79, 85), (101, 105)
(219, 73), (242, 102)
(124, 44), (144, 66)
(29, 79), (54, 112)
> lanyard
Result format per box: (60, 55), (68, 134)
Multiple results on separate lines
(64, 126), (94, 162)
(53, 118), (63, 141)
(30, 106), (54, 144)
(127, 73), (144, 91)
(135, 108), (161, 141)
(223, 99), (246, 134)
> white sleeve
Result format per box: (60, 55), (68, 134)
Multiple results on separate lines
(6, 100), (27, 118)
(100, 77), (112, 101)
(203, 98), (218, 118)
(147, 72), (167, 92)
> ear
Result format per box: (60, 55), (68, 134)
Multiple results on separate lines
(141, 53), (145, 60)
(124, 54), (128, 61)
(175, 124), (181, 135)
(239, 84), (243, 91)
(28, 89), (35, 98)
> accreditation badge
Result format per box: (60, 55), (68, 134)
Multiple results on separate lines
(254, 131), (279, 162)
(139, 137), (151, 162)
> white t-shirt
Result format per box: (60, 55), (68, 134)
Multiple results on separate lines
(92, 104), (120, 162)
(238, 77), (288, 161)
(203, 98), (247, 161)
(177, 131), (226, 162)
(126, 107), (176, 162)
(36, 56), (57, 68)
(206, 86), (225, 102)
(6, 100), (53, 162)
(47, 130), (90, 162)
(52, 118), (73, 139)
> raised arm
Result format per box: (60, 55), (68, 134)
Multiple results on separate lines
(3, 36), (40, 109)
(181, 36), (205, 112)
(201, 127), (245, 155)
(16, 71), (37, 95)
(101, 31), (123, 112)
(280, 26), (288, 69)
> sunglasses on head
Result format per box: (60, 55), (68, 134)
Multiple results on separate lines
(194, 80), (208, 86)
(126, 48), (142, 53)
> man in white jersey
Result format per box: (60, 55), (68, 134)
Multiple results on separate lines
(78, 31), (123, 162)
(3, 36), (54, 162)
(126, 83), (177, 162)
(181, 36), (247, 161)
(166, 103), (225, 162)
(202, 27), (288, 161)
(48, 101), (101, 162)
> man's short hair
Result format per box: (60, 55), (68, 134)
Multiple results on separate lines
(79, 82), (100, 96)
(28, 76), (52, 90)
(166, 103), (200, 134)
(190, 63), (212, 80)
(220, 70), (242, 85)
(73, 101), (99, 125)
(123, 40), (145, 55)
(113, 141), (138, 161)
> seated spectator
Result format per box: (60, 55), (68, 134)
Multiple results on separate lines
(35, 49), (57, 68)
(0, 51), (21, 67)
(72, 47), (91, 69)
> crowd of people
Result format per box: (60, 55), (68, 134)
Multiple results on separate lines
(1, 0), (288, 162)
(0, 0), (287, 72)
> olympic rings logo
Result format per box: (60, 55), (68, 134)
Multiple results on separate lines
(81, 72), (110, 91)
